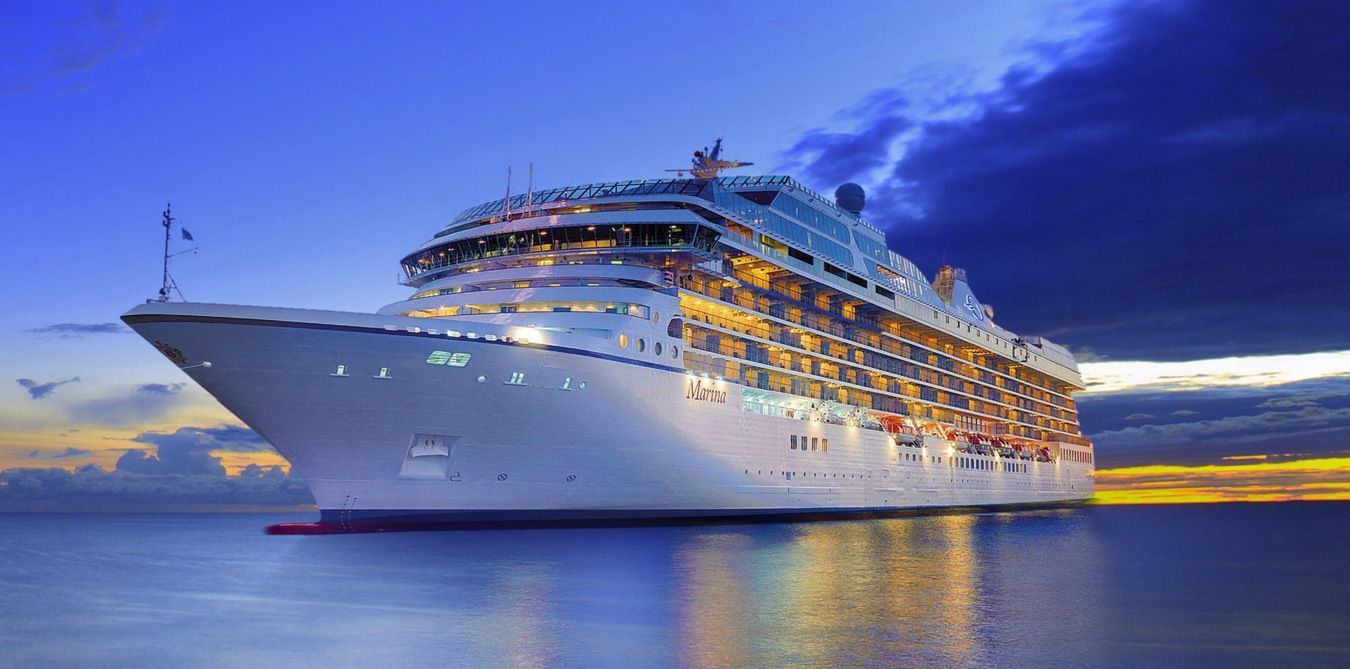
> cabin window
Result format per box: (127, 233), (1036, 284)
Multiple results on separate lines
(638, 338), (646, 353)
(618, 334), (628, 348)
(811, 437), (818, 451)
(790, 435), (798, 450)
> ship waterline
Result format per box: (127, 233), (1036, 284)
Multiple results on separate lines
(125, 175), (1093, 528)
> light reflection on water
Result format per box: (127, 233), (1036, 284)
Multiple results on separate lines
(1, 504), (1345, 668)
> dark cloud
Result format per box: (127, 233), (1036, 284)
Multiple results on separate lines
(134, 382), (184, 395)
(65, 381), (186, 425)
(16, 377), (80, 400)
(1, 1), (167, 95)
(1079, 375), (1350, 466)
(24, 322), (127, 337)
(789, 0), (1350, 361)
(784, 90), (912, 187)
(0, 465), (312, 512)
(118, 424), (273, 476)
(239, 463), (287, 479)
(23, 447), (95, 460)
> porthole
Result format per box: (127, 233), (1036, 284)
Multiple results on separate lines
(671, 346), (679, 358)
(654, 342), (663, 356)
(637, 338), (646, 352)
(618, 334), (628, 348)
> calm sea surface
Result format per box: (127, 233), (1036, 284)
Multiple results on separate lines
(2, 503), (1346, 668)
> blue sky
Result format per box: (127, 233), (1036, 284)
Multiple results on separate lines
(3, 0), (1348, 508)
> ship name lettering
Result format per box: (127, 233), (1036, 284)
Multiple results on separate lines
(686, 379), (727, 404)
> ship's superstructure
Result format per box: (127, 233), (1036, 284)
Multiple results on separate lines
(125, 170), (1093, 529)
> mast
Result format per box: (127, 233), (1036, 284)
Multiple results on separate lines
(502, 166), (512, 222)
(158, 203), (173, 302)
(526, 163), (533, 214)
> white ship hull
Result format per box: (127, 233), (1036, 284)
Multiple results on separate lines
(125, 302), (1092, 529)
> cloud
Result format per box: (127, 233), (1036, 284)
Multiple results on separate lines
(1093, 404), (1350, 467)
(783, 90), (913, 186)
(239, 463), (286, 479)
(16, 377), (80, 400)
(65, 381), (187, 425)
(0, 465), (312, 511)
(1094, 456), (1350, 505)
(1, 1), (168, 95)
(787, 0), (1350, 361)
(19, 447), (95, 461)
(24, 322), (127, 337)
(114, 424), (272, 476)
(1081, 352), (1350, 395)
(134, 382), (184, 395)
(1078, 374), (1350, 467)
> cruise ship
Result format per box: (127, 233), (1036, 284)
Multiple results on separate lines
(124, 160), (1094, 530)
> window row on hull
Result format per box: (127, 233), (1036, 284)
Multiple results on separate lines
(679, 301), (1078, 428)
(683, 322), (1081, 441)
(682, 270), (1078, 411)
(403, 301), (653, 320)
(403, 223), (720, 282)
(683, 349), (1087, 446)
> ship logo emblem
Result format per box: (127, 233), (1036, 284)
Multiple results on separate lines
(153, 340), (186, 366)
(964, 294), (985, 321)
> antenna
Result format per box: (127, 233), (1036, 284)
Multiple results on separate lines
(526, 163), (533, 214)
(158, 203), (173, 302)
(502, 166), (512, 222)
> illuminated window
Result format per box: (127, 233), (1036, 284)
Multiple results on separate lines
(822, 438), (828, 452)
(811, 437), (818, 451)
(618, 334), (628, 348)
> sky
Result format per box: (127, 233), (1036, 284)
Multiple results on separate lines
(1, 0), (1347, 510)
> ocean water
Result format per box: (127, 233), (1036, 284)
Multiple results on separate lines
(1, 503), (1346, 668)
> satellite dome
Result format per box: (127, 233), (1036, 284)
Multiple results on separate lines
(835, 183), (865, 215)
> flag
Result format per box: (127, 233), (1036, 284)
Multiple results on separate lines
(181, 228), (194, 241)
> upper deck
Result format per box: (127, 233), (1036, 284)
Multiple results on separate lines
(399, 175), (1084, 389)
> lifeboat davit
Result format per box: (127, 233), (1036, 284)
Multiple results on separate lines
(880, 415), (921, 445)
